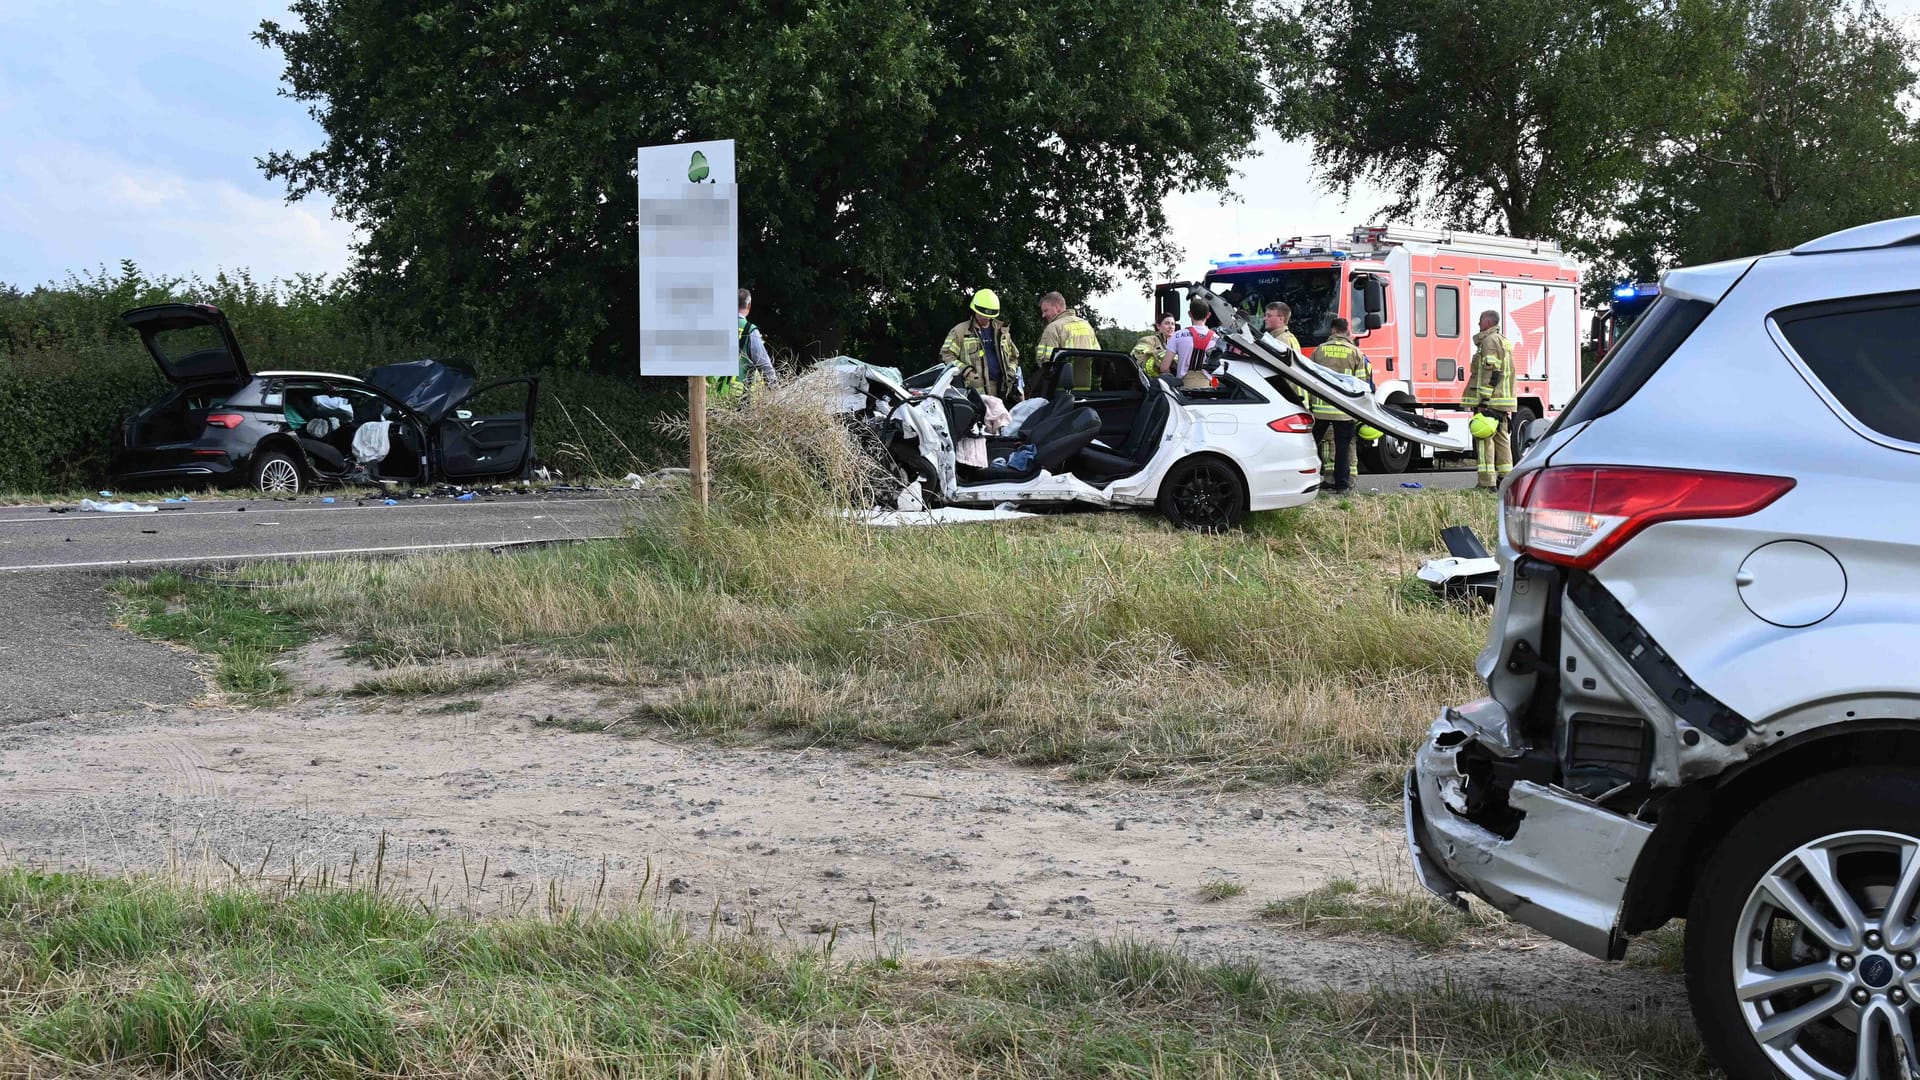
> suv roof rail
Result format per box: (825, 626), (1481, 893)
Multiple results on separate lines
(1792, 215), (1920, 255)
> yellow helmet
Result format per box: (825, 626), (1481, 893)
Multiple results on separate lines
(969, 288), (1001, 319)
(1357, 425), (1383, 442)
(1469, 414), (1499, 440)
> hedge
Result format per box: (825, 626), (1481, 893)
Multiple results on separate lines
(0, 265), (680, 493)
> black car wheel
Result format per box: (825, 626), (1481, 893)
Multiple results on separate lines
(1686, 767), (1920, 1080)
(1158, 455), (1247, 532)
(250, 451), (303, 495)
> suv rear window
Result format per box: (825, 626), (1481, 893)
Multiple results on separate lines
(1549, 295), (1712, 436)
(1775, 295), (1920, 445)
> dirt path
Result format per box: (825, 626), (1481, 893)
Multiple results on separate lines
(0, 653), (1684, 1013)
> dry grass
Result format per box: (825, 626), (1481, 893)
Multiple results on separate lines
(112, 377), (1500, 787)
(125, 488), (1491, 788)
(1259, 878), (1519, 950)
(0, 868), (1711, 1078)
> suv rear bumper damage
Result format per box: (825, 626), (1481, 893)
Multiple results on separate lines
(1406, 704), (1654, 959)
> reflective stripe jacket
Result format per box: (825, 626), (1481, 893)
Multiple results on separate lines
(1036, 311), (1101, 389)
(942, 319), (1021, 401)
(1306, 335), (1369, 420)
(1465, 328), (1516, 412)
(710, 316), (779, 398)
(1131, 333), (1172, 378)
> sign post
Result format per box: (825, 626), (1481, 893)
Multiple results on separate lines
(636, 139), (737, 508)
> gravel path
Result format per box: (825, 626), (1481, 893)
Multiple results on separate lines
(0, 647), (1684, 1014)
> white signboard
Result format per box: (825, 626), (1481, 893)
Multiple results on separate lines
(636, 140), (737, 377)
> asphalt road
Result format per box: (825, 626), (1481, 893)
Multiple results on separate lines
(1348, 467), (1481, 495)
(0, 491), (628, 573)
(0, 491), (630, 724)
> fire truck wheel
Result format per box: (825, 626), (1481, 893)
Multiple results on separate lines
(1509, 406), (1539, 463)
(1362, 430), (1415, 474)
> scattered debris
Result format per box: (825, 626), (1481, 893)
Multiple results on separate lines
(79, 499), (157, 514)
(843, 506), (1037, 527)
(1418, 525), (1499, 603)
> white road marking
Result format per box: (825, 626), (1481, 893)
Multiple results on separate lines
(0, 536), (620, 573)
(0, 497), (621, 527)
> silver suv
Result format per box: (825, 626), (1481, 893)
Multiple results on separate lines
(1405, 216), (1920, 1079)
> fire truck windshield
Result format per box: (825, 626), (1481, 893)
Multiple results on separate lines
(1205, 267), (1340, 347)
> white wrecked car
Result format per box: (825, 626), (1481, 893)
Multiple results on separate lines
(830, 290), (1467, 529)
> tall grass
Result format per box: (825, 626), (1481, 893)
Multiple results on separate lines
(127, 486), (1494, 786)
(0, 868), (1711, 1078)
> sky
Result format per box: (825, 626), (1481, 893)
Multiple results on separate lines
(4, 1), (1917, 323)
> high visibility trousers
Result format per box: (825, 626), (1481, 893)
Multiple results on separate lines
(1475, 413), (1513, 488)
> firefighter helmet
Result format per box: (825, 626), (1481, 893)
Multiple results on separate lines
(1469, 413), (1498, 440)
(1357, 425), (1383, 442)
(969, 289), (1001, 319)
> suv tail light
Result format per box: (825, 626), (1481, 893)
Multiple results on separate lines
(1505, 466), (1795, 571)
(205, 413), (245, 429)
(1268, 412), (1314, 434)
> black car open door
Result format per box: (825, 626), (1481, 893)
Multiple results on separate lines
(434, 377), (538, 480)
(121, 303), (251, 386)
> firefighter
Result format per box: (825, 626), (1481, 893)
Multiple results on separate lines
(1464, 310), (1516, 489)
(1131, 312), (1177, 378)
(710, 288), (780, 400)
(1310, 317), (1369, 494)
(1034, 292), (1101, 390)
(941, 289), (1022, 403)
(1261, 301), (1301, 354)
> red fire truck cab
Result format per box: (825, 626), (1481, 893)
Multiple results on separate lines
(1156, 224), (1583, 472)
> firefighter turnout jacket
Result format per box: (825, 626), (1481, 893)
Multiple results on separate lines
(1307, 334), (1369, 420)
(1035, 310), (1101, 389)
(1131, 333), (1170, 378)
(1464, 328), (1516, 413)
(942, 318), (1022, 402)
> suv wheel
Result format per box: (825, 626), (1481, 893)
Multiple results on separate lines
(251, 450), (304, 495)
(1686, 767), (1920, 1079)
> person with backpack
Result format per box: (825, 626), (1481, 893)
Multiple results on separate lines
(710, 289), (780, 400)
(1168, 297), (1220, 389)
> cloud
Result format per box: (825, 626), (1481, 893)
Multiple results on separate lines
(0, 0), (354, 289)
(1089, 130), (1393, 324)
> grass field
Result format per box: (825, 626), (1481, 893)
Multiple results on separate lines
(0, 868), (1710, 1078)
(114, 485), (1496, 791)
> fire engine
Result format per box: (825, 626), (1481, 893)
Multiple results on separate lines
(1157, 224), (1584, 472)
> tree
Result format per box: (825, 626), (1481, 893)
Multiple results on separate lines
(1266, 0), (1725, 242)
(1604, 0), (1920, 279)
(258, 0), (1271, 372)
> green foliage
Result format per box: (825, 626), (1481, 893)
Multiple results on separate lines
(0, 868), (1715, 1077)
(1095, 325), (1150, 353)
(256, 0), (1272, 372)
(1601, 0), (1920, 280)
(0, 262), (381, 491)
(1267, 0), (1722, 242)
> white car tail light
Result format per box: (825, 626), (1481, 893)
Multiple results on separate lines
(1268, 412), (1314, 434)
(1505, 466), (1795, 571)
